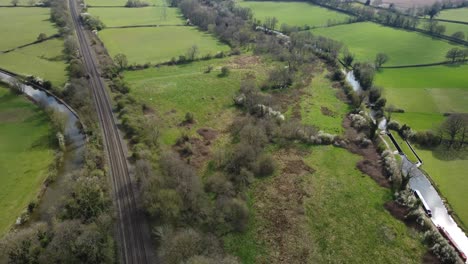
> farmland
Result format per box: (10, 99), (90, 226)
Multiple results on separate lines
(438, 7), (468, 23)
(85, 0), (166, 6)
(99, 26), (229, 64)
(312, 22), (461, 66)
(0, 8), (58, 51)
(88, 6), (184, 27)
(238, 1), (352, 28)
(0, 39), (68, 87)
(417, 19), (468, 39)
(0, 86), (54, 237)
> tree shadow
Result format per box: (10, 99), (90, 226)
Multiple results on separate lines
(430, 145), (468, 161)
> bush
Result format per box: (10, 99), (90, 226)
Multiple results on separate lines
(204, 173), (234, 197)
(220, 66), (230, 77)
(125, 0), (149, 7)
(218, 198), (249, 232)
(254, 154), (275, 177)
(387, 120), (401, 131)
(185, 112), (195, 124)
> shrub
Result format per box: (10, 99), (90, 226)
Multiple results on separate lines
(254, 154), (275, 177)
(387, 120), (400, 131)
(185, 112), (195, 124)
(204, 173), (234, 197)
(125, 0), (149, 7)
(220, 66), (230, 77)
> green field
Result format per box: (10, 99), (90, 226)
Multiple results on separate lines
(89, 6), (184, 27)
(238, 1), (352, 28)
(85, 0), (166, 6)
(417, 19), (468, 39)
(416, 147), (468, 229)
(312, 22), (461, 66)
(0, 38), (68, 87)
(438, 7), (468, 23)
(304, 146), (425, 263)
(0, 86), (54, 237)
(124, 56), (270, 145)
(0, 8), (58, 51)
(375, 65), (468, 130)
(99, 26), (229, 64)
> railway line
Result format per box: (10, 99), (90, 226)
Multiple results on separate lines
(68, 0), (153, 262)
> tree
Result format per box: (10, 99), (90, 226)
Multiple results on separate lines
(441, 114), (466, 148)
(374, 53), (389, 69)
(11, 0), (19, 6)
(426, 2), (442, 19)
(37, 33), (47, 42)
(434, 24), (446, 35)
(114, 53), (128, 71)
(186, 45), (199, 61)
(445, 48), (462, 63)
(342, 52), (354, 67)
(451, 31), (465, 41)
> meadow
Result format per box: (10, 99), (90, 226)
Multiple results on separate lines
(124, 56), (270, 145)
(85, 0), (166, 6)
(88, 6), (184, 27)
(0, 86), (54, 237)
(238, 1), (352, 28)
(0, 38), (68, 87)
(99, 26), (230, 64)
(416, 147), (468, 230)
(0, 8), (58, 51)
(438, 7), (468, 23)
(312, 22), (461, 66)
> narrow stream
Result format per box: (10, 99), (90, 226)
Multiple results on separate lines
(0, 71), (85, 222)
(345, 70), (468, 262)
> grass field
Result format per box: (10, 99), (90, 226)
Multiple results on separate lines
(86, 0), (166, 6)
(124, 56), (270, 145)
(438, 7), (468, 23)
(0, 38), (68, 86)
(0, 8), (58, 51)
(238, 1), (352, 28)
(88, 6), (184, 27)
(304, 146), (425, 263)
(375, 65), (468, 130)
(417, 19), (468, 39)
(99, 26), (229, 64)
(0, 86), (54, 237)
(312, 22), (461, 66)
(416, 147), (468, 230)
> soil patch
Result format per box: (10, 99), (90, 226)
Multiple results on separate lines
(253, 149), (314, 263)
(229, 55), (261, 69)
(197, 127), (218, 141)
(320, 106), (335, 117)
(422, 251), (442, 264)
(343, 116), (391, 188)
(174, 137), (211, 168)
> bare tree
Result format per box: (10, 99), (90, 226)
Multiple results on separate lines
(451, 31), (465, 41)
(374, 53), (389, 69)
(11, 0), (19, 6)
(186, 45), (199, 61)
(442, 114), (465, 149)
(446, 48), (462, 63)
(114, 53), (128, 71)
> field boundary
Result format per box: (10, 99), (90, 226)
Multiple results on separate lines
(87, 4), (168, 7)
(433, 18), (468, 26)
(1, 34), (61, 53)
(106, 24), (186, 29)
(381, 60), (467, 69)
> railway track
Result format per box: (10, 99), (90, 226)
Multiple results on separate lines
(68, 0), (153, 263)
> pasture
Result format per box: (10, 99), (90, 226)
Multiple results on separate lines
(417, 19), (468, 39)
(438, 7), (468, 23)
(85, 0), (166, 6)
(0, 86), (54, 237)
(312, 22), (461, 66)
(238, 1), (352, 28)
(416, 147), (468, 230)
(99, 26), (229, 64)
(0, 38), (68, 87)
(124, 56), (270, 145)
(88, 6), (184, 27)
(0, 8), (58, 51)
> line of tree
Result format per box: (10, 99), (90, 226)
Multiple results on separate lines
(446, 47), (468, 62)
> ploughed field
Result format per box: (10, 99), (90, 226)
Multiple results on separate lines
(0, 7), (67, 87)
(238, 0), (352, 28)
(311, 22), (462, 66)
(0, 86), (54, 237)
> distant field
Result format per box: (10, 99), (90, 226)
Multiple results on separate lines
(416, 147), (468, 230)
(0, 8), (58, 51)
(0, 86), (54, 237)
(417, 19), (468, 39)
(88, 6), (184, 27)
(124, 56), (270, 145)
(85, 0), (166, 6)
(376, 65), (468, 129)
(438, 7), (468, 23)
(238, 1), (352, 28)
(312, 22), (461, 66)
(99, 26), (229, 64)
(0, 39), (67, 87)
